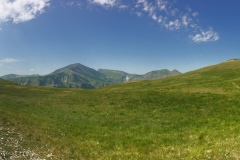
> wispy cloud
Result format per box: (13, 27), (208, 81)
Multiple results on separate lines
(89, 0), (117, 7)
(133, 0), (219, 42)
(61, 1), (82, 8)
(0, 0), (50, 24)
(67, 2), (80, 7)
(85, 0), (219, 43)
(190, 28), (220, 43)
(0, 58), (19, 63)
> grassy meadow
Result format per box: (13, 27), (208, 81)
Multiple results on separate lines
(1, 60), (240, 159)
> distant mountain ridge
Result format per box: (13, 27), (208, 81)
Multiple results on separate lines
(98, 69), (181, 83)
(1, 74), (40, 79)
(1, 63), (181, 89)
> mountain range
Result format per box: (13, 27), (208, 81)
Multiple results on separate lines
(1, 63), (181, 89)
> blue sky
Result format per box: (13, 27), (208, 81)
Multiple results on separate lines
(0, 0), (239, 76)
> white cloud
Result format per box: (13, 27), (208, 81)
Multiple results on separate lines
(67, 2), (79, 7)
(63, 1), (82, 8)
(0, 0), (50, 24)
(182, 15), (191, 27)
(165, 19), (181, 30)
(0, 58), (19, 63)
(90, 0), (117, 7)
(136, 12), (142, 17)
(156, 0), (168, 11)
(119, 5), (128, 9)
(157, 16), (164, 24)
(192, 12), (199, 17)
(190, 28), (220, 43)
(30, 68), (35, 71)
(137, 0), (155, 16)
(152, 14), (157, 21)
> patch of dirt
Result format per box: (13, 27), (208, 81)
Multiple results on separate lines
(0, 122), (48, 160)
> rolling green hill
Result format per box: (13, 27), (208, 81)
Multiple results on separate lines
(1, 60), (240, 159)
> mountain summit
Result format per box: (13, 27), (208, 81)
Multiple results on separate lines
(3, 63), (112, 89)
(49, 63), (104, 78)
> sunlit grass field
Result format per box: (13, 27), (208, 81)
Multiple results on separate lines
(1, 60), (240, 159)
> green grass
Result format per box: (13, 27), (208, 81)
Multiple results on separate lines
(1, 60), (240, 159)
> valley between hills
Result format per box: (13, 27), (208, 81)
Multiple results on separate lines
(1, 59), (240, 159)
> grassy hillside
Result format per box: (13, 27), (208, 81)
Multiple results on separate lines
(1, 60), (240, 159)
